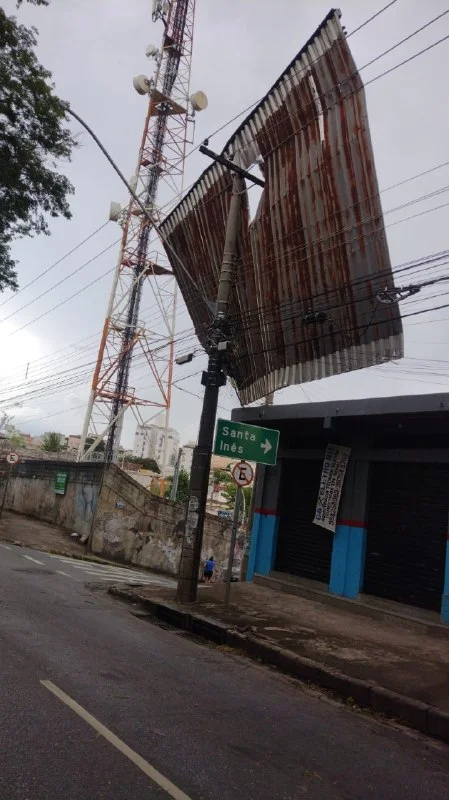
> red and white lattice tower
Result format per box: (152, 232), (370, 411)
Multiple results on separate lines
(78, 0), (201, 467)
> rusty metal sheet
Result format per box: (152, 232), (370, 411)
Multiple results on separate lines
(160, 9), (403, 404)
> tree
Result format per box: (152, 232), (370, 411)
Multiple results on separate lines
(0, 8), (76, 290)
(213, 468), (230, 484)
(41, 431), (63, 452)
(222, 482), (252, 519)
(6, 429), (24, 449)
(164, 469), (190, 503)
(126, 456), (159, 473)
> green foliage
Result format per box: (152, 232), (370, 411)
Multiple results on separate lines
(17, 1), (50, 6)
(213, 468), (231, 485)
(0, 8), (76, 290)
(164, 469), (190, 503)
(41, 431), (63, 452)
(222, 482), (253, 515)
(126, 456), (159, 473)
(5, 429), (23, 449)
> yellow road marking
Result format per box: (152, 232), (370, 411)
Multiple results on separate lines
(40, 680), (192, 800)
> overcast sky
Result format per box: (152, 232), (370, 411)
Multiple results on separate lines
(1, 0), (449, 448)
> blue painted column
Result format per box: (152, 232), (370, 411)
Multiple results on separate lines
(247, 510), (279, 581)
(329, 522), (367, 598)
(441, 539), (449, 623)
(246, 463), (281, 581)
(329, 457), (369, 599)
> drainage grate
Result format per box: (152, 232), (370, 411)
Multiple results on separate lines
(174, 630), (212, 647)
(134, 612), (210, 645)
(141, 614), (176, 632)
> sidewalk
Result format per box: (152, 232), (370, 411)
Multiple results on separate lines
(0, 511), (87, 556)
(0, 512), (132, 569)
(109, 579), (449, 742)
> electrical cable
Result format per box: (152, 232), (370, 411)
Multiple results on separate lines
(6, 23), (448, 348)
(231, 187), (449, 287)
(0, 222), (110, 310)
(226, 16), (449, 166)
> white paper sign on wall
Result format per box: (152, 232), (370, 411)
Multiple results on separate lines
(313, 444), (351, 532)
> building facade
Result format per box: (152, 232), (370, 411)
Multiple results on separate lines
(133, 420), (180, 476)
(179, 441), (195, 475)
(232, 394), (449, 624)
(67, 435), (81, 452)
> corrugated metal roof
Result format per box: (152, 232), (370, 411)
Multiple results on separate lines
(160, 9), (403, 405)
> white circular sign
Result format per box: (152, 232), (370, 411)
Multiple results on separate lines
(231, 461), (254, 487)
(6, 452), (19, 465)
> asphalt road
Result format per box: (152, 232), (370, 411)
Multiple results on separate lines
(1, 542), (449, 800)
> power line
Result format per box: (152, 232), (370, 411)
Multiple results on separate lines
(6, 264), (116, 338)
(198, 2), (401, 155)
(229, 249), (449, 334)
(0, 239), (119, 325)
(231, 183), (449, 287)
(0, 222), (110, 310)
(5, 15), (447, 341)
(228, 16), (449, 165)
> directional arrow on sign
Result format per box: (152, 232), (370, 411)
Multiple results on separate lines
(214, 419), (279, 466)
(261, 439), (272, 455)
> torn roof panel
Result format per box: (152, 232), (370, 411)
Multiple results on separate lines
(160, 9), (403, 404)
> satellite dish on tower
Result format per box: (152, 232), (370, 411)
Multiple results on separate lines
(109, 202), (122, 222)
(145, 44), (159, 58)
(133, 74), (152, 95)
(190, 90), (208, 112)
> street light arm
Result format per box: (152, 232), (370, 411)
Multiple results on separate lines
(63, 105), (209, 309)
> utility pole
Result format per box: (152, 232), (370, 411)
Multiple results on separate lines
(170, 447), (183, 501)
(176, 173), (245, 603)
(176, 146), (264, 603)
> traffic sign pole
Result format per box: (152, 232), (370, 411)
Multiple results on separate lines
(0, 453), (19, 522)
(0, 464), (12, 523)
(224, 486), (242, 606)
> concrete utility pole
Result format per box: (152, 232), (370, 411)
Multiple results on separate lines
(170, 447), (183, 501)
(176, 171), (245, 603)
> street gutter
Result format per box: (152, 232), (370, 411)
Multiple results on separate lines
(109, 585), (449, 746)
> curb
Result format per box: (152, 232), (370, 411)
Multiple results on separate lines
(109, 587), (449, 745)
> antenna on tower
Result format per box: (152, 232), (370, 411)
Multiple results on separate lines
(78, 0), (205, 468)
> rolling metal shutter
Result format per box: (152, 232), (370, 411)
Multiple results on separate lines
(364, 462), (449, 611)
(275, 460), (333, 583)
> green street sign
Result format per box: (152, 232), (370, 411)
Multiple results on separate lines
(214, 419), (280, 466)
(55, 471), (69, 496)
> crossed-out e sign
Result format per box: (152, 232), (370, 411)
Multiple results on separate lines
(231, 461), (254, 487)
(213, 419), (280, 466)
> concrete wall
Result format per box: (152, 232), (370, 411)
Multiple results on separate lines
(2, 460), (103, 540)
(91, 464), (244, 578)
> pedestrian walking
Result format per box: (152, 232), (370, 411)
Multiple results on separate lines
(203, 555), (215, 585)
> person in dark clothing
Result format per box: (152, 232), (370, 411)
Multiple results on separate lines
(203, 556), (215, 584)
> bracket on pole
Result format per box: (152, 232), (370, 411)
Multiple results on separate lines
(199, 145), (265, 188)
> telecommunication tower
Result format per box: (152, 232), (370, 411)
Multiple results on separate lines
(78, 0), (206, 467)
